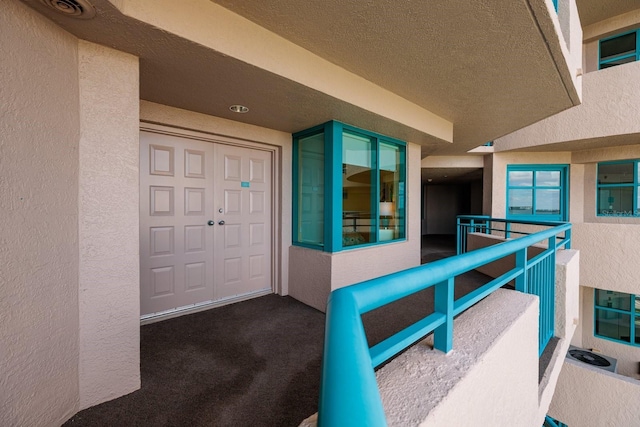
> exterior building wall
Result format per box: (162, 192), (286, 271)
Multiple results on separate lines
(550, 360), (640, 426)
(495, 61), (640, 151)
(289, 143), (421, 312)
(77, 41), (141, 409)
(1, 1), (80, 425)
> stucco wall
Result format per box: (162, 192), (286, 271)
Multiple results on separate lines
(495, 60), (640, 151)
(289, 143), (421, 312)
(549, 360), (640, 426)
(77, 41), (141, 409)
(139, 101), (293, 295)
(378, 289), (540, 426)
(1, 1), (80, 425)
(572, 223), (640, 295)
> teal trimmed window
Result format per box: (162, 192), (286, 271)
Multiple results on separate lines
(594, 289), (640, 346)
(599, 29), (640, 69)
(597, 160), (640, 217)
(293, 121), (406, 252)
(506, 165), (568, 221)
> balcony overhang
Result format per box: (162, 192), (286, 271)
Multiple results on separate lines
(20, 0), (579, 153)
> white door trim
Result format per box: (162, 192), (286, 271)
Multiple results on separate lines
(139, 122), (282, 323)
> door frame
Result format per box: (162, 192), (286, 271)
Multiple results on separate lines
(139, 122), (282, 324)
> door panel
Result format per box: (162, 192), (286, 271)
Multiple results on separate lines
(214, 145), (272, 300)
(140, 131), (215, 316)
(140, 131), (272, 317)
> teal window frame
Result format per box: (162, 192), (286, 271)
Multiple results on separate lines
(599, 29), (640, 70)
(506, 164), (569, 222)
(596, 159), (640, 217)
(292, 121), (406, 252)
(594, 288), (639, 347)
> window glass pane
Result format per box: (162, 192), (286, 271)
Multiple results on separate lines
(535, 171), (560, 187)
(595, 308), (631, 343)
(379, 142), (402, 241)
(601, 32), (636, 61)
(535, 189), (560, 215)
(597, 186), (634, 216)
(598, 162), (634, 184)
(508, 170), (533, 186)
(635, 318), (640, 345)
(595, 289), (632, 311)
(509, 189), (532, 215)
(342, 132), (373, 247)
(297, 133), (324, 245)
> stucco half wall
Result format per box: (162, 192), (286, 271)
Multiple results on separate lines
(288, 143), (421, 312)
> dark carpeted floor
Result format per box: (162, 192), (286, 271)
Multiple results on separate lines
(63, 235), (506, 427)
(64, 295), (326, 427)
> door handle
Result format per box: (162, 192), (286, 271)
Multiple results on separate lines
(218, 220), (225, 225)
(207, 220), (215, 226)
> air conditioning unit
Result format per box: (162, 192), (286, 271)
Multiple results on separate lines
(566, 345), (618, 373)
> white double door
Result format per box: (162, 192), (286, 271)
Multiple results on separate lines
(140, 130), (272, 316)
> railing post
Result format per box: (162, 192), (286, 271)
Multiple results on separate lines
(318, 289), (386, 427)
(515, 247), (527, 292)
(456, 217), (462, 255)
(434, 277), (454, 353)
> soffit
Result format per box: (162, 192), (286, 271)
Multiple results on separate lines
(211, 0), (576, 156)
(18, 0), (577, 156)
(498, 133), (640, 152)
(576, 0), (639, 27)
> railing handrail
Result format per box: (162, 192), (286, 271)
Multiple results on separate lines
(318, 218), (571, 426)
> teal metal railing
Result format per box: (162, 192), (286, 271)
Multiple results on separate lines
(457, 216), (572, 354)
(318, 217), (571, 426)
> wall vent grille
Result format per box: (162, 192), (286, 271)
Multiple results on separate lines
(38, 0), (96, 19)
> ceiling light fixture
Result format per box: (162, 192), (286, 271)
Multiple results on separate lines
(229, 105), (249, 113)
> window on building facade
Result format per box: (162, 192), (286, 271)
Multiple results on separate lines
(506, 165), (568, 221)
(599, 29), (639, 69)
(293, 121), (406, 252)
(594, 289), (640, 346)
(597, 160), (640, 217)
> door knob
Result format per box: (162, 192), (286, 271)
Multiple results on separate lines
(207, 220), (215, 226)
(218, 220), (225, 225)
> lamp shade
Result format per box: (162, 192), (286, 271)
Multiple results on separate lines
(379, 202), (394, 217)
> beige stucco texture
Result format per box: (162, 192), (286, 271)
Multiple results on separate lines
(496, 60), (640, 152)
(77, 41), (141, 409)
(1, 1), (80, 425)
(378, 290), (540, 426)
(550, 360), (640, 426)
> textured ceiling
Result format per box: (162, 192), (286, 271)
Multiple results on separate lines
(212, 0), (577, 155)
(576, 0), (639, 26)
(18, 0), (580, 156)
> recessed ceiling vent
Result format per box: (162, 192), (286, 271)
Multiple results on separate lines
(39, 0), (96, 19)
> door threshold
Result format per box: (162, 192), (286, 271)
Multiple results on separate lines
(140, 289), (273, 325)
